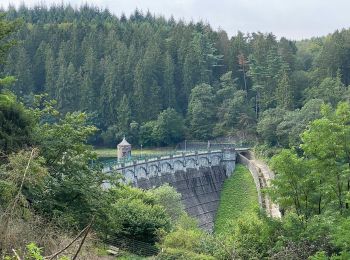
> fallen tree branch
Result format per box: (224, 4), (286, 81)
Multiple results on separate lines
(44, 224), (90, 260)
(12, 248), (22, 260)
(72, 216), (95, 260)
(0, 148), (37, 250)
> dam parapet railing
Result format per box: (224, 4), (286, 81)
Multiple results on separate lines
(102, 147), (250, 169)
(102, 148), (246, 183)
(106, 150), (215, 168)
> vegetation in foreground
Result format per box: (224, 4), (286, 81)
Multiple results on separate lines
(2, 4), (350, 260)
(215, 164), (259, 234)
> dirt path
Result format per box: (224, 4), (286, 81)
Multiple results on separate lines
(237, 151), (281, 218)
(250, 159), (281, 218)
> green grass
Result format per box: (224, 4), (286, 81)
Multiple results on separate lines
(115, 252), (151, 259)
(214, 164), (259, 234)
(94, 147), (174, 158)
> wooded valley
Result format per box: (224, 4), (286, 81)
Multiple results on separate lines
(1, 5), (350, 260)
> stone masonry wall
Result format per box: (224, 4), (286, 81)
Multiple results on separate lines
(136, 165), (230, 232)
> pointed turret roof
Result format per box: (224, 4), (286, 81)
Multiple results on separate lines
(118, 137), (131, 146)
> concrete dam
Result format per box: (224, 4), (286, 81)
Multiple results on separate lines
(104, 148), (239, 231)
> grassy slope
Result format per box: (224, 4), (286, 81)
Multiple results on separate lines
(214, 164), (259, 234)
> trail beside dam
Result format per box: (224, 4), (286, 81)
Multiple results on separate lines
(237, 151), (281, 218)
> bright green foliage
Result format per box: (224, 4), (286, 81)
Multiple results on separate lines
(255, 102), (350, 258)
(151, 184), (185, 222)
(257, 107), (286, 146)
(156, 248), (215, 260)
(26, 242), (44, 260)
(270, 149), (315, 217)
(331, 217), (350, 252)
(306, 76), (346, 106)
(0, 76), (16, 88)
(161, 228), (202, 252)
(158, 215), (222, 260)
(276, 99), (323, 147)
(230, 214), (277, 259)
(139, 120), (158, 146)
(4, 243), (69, 260)
(139, 108), (185, 146)
(27, 101), (110, 229)
(104, 186), (172, 244)
(215, 164), (259, 234)
(301, 102), (350, 214)
(152, 108), (185, 146)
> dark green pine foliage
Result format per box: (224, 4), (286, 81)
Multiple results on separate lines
(56, 62), (80, 113)
(163, 52), (176, 109)
(0, 15), (34, 154)
(44, 45), (57, 98)
(33, 42), (46, 93)
(6, 46), (33, 94)
(187, 83), (216, 140)
(134, 39), (162, 122)
(4, 5), (350, 146)
(276, 66), (293, 110)
(117, 94), (131, 135)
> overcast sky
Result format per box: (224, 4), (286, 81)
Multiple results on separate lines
(1, 0), (349, 40)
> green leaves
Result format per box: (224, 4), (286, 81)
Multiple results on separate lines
(104, 185), (172, 244)
(0, 92), (35, 154)
(152, 108), (185, 146)
(269, 102), (350, 219)
(270, 149), (313, 216)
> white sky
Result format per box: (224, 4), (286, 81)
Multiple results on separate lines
(1, 0), (349, 40)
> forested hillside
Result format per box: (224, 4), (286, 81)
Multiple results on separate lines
(4, 5), (350, 147)
(2, 4), (350, 260)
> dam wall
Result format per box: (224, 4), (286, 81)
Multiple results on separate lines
(104, 148), (245, 231)
(136, 165), (230, 231)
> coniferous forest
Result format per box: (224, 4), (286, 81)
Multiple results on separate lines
(4, 5), (349, 148)
(2, 4), (350, 260)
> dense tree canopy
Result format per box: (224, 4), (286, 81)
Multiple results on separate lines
(0, 5), (321, 146)
(3, 4), (350, 259)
